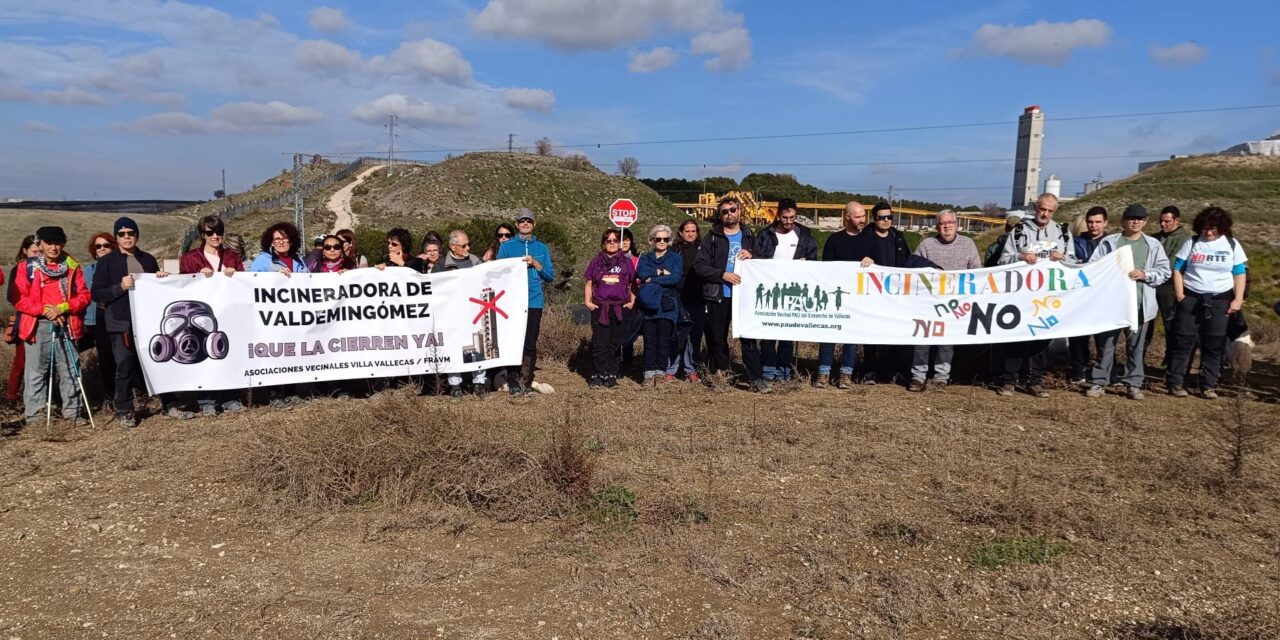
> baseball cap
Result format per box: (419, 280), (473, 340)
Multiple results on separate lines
(1121, 204), (1148, 220)
(515, 208), (536, 222)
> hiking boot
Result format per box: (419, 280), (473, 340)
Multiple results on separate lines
(199, 404), (219, 417)
(165, 406), (195, 421)
(117, 412), (137, 429)
(862, 374), (878, 386)
(604, 376), (618, 389)
(1084, 384), (1104, 398)
(1028, 385), (1050, 398)
(221, 400), (246, 413)
(927, 379), (949, 391)
(588, 376), (603, 388)
(834, 375), (852, 390)
(751, 380), (773, 394)
(1201, 388), (1219, 400)
(449, 385), (463, 401)
(1127, 386), (1145, 401)
(1168, 386), (1189, 398)
(908, 380), (927, 393)
(813, 374), (828, 389)
(285, 395), (305, 408)
(508, 383), (523, 397)
(997, 384), (1015, 397)
(471, 382), (488, 397)
(269, 398), (293, 410)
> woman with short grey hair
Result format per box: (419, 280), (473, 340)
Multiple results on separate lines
(635, 224), (683, 384)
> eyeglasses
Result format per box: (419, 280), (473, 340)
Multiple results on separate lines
(604, 239), (619, 244)
(116, 230), (137, 238)
(94, 243), (112, 250)
(719, 207), (738, 214)
(497, 232), (513, 239)
(387, 241), (401, 247)
(876, 215), (893, 220)
(202, 229), (223, 237)
(653, 237), (671, 243)
(323, 243), (343, 250)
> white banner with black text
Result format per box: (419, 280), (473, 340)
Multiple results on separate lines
(732, 246), (1137, 345)
(129, 259), (529, 393)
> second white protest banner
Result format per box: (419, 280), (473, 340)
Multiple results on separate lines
(129, 258), (529, 394)
(732, 246), (1137, 345)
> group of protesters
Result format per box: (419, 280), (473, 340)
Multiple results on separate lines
(4, 208), (553, 428)
(582, 193), (1251, 401)
(1, 192), (1255, 429)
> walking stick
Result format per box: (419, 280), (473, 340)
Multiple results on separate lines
(54, 324), (96, 429)
(45, 332), (56, 427)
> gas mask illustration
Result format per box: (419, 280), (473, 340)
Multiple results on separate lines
(149, 300), (230, 364)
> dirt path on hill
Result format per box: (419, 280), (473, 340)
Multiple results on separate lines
(326, 164), (383, 232)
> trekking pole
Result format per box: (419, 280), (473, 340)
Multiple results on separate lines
(55, 324), (96, 429)
(45, 328), (56, 427)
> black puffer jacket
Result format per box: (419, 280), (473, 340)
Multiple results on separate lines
(673, 239), (702, 305)
(692, 223), (757, 303)
(91, 248), (159, 333)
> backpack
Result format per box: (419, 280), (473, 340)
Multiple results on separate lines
(983, 234), (1007, 267)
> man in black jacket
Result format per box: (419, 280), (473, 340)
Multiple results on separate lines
(754, 198), (817, 382)
(692, 196), (767, 391)
(851, 202), (911, 384)
(91, 217), (191, 428)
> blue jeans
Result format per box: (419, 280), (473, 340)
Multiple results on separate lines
(818, 343), (856, 376)
(761, 340), (794, 380)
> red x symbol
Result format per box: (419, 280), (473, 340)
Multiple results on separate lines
(469, 290), (508, 324)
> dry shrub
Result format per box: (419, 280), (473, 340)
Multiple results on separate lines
(536, 305), (589, 363)
(246, 388), (593, 520)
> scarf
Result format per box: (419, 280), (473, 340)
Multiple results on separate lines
(32, 255), (69, 279)
(319, 259), (344, 273)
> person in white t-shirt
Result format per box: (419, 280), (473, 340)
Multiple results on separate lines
(1166, 206), (1247, 399)
(755, 198), (818, 381)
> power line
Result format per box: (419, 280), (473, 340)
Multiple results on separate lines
(315, 103), (1280, 156)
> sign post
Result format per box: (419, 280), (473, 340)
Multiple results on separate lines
(609, 198), (638, 229)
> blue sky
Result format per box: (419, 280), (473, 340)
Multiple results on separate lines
(1, 0), (1278, 206)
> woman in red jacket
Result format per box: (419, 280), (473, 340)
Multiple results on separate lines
(13, 227), (91, 424)
(5, 235), (39, 404)
(177, 216), (246, 416)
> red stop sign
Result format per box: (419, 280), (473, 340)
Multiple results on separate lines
(609, 198), (639, 228)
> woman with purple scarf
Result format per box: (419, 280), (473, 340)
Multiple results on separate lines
(583, 228), (635, 388)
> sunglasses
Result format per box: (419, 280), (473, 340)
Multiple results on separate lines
(876, 215), (893, 220)
(202, 229), (223, 237)
(719, 207), (738, 214)
(604, 238), (619, 244)
(455, 242), (470, 248)
(116, 230), (137, 238)
(653, 237), (671, 243)
(517, 218), (534, 224)
(497, 232), (512, 239)
(323, 243), (343, 250)
(94, 242), (112, 250)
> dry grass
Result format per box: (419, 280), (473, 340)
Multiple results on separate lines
(246, 386), (593, 520)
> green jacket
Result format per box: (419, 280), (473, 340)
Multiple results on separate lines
(1155, 226), (1189, 267)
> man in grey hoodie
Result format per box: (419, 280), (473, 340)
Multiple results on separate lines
(433, 230), (485, 399)
(996, 193), (1077, 398)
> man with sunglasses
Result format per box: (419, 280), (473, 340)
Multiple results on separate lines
(754, 198), (818, 382)
(852, 201), (912, 384)
(495, 208), (555, 396)
(92, 216), (189, 427)
(178, 216), (246, 416)
(693, 196), (767, 391)
(995, 192), (1077, 398)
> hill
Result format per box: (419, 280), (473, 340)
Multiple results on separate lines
(1059, 155), (1280, 223)
(351, 153), (689, 278)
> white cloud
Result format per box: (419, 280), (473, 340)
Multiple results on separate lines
(113, 112), (208, 135)
(0, 82), (33, 102)
(295, 39), (364, 72)
(470, 0), (724, 50)
(629, 46), (678, 73)
(350, 93), (472, 127)
(691, 26), (751, 71)
(209, 100), (323, 132)
(120, 51), (165, 77)
(503, 88), (555, 113)
(1149, 42), (1206, 68)
(41, 86), (111, 106)
(955, 19), (1111, 66)
(24, 120), (56, 133)
(308, 7), (349, 33)
(385, 39), (472, 84)
(140, 91), (189, 109)
(112, 101), (323, 135)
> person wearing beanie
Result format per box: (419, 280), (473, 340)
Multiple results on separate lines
(92, 216), (190, 428)
(13, 226), (91, 425)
